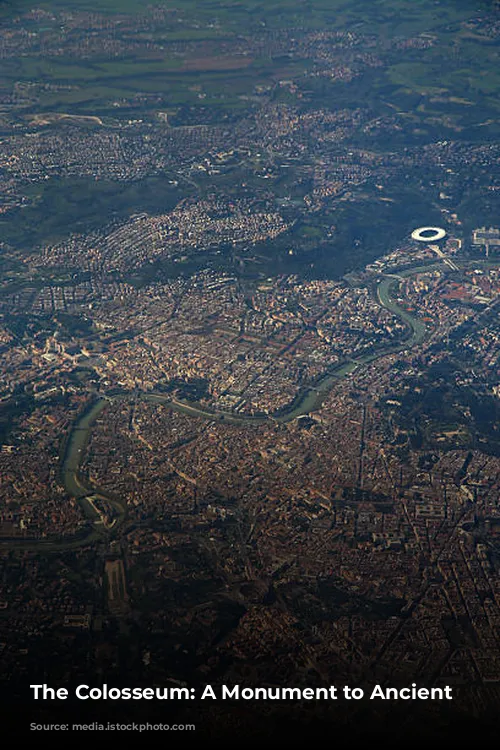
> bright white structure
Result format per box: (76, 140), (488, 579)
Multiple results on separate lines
(411, 226), (446, 242)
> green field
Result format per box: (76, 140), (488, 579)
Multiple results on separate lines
(0, 0), (494, 115)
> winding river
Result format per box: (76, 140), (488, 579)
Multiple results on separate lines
(1, 263), (442, 550)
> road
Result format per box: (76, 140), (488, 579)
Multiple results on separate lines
(1, 258), (488, 551)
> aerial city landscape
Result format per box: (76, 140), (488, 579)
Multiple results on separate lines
(1, 0), (500, 738)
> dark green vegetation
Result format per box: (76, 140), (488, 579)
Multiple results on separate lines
(1, 0), (496, 116)
(2, 5), (500, 736)
(1, 0), (499, 277)
(0, 389), (34, 446)
(382, 357), (500, 456)
(0, 175), (184, 247)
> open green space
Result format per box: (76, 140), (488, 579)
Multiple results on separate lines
(0, 175), (185, 248)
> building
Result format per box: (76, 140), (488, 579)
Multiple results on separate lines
(472, 227), (500, 256)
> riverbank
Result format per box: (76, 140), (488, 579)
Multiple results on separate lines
(1, 260), (454, 550)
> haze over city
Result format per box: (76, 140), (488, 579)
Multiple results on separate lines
(1, 0), (500, 740)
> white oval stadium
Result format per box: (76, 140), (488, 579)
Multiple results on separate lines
(411, 226), (447, 242)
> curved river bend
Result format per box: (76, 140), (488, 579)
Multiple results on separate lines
(3, 263), (445, 550)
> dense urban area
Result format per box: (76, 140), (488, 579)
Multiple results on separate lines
(1, 0), (500, 739)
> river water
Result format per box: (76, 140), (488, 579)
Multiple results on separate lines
(54, 264), (437, 548)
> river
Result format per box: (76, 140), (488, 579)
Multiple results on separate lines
(4, 261), (450, 550)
